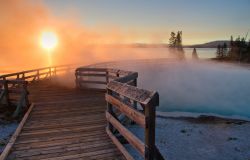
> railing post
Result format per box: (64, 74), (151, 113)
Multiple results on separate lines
(23, 81), (29, 107)
(144, 104), (156, 160)
(106, 70), (109, 84)
(116, 70), (120, 78)
(75, 70), (80, 89)
(22, 73), (25, 80)
(37, 70), (40, 81)
(54, 67), (57, 76)
(107, 89), (114, 133)
(132, 78), (137, 110)
(3, 78), (10, 106)
(49, 68), (52, 78)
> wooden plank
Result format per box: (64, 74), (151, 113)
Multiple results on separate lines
(108, 75), (118, 79)
(22, 147), (119, 160)
(76, 73), (106, 77)
(76, 68), (107, 72)
(0, 103), (35, 160)
(14, 136), (111, 151)
(13, 141), (114, 158)
(107, 81), (159, 106)
(115, 72), (138, 83)
(105, 94), (145, 128)
(79, 80), (106, 84)
(106, 111), (145, 157)
(0, 80), (26, 84)
(106, 127), (134, 160)
(15, 130), (105, 144)
(24, 74), (38, 79)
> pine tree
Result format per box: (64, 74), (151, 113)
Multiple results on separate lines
(175, 31), (185, 59)
(216, 44), (222, 58)
(222, 43), (228, 58)
(192, 48), (198, 60)
(228, 36), (234, 58)
(169, 32), (176, 48)
(169, 31), (185, 60)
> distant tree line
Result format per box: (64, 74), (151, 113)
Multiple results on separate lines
(169, 31), (185, 59)
(216, 35), (250, 62)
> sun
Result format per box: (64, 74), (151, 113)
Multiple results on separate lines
(40, 31), (58, 50)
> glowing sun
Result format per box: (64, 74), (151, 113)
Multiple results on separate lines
(40, 31), (58, 50)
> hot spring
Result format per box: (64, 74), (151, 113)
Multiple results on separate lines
(97, 59), (250, 120)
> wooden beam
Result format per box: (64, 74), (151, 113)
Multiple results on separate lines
(115, 72), (138, 83)
(0, 103), (35, 160)
(2, 78), (9, 106)
(106, 127), (134, 160)
(144, 104), (156, 160)
(105, 94), (145, 128)
(106, 111), (145, 157)
(107, 81), (158, 106)
(79, 80), (106, 85)
(0, 90), (6, 102)
(12, 90), (28, 118)
(76, 68), (107, 72)
(76, 73), (107, 77)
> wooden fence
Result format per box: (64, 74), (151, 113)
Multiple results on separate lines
(0, 80), (29, 117)
(75, 67), (164, 160)
(0, 65), (74, 82)
(0, 65), (75, 117)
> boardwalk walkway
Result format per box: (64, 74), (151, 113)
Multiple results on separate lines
(1, 67), (163, 160)
(6, 80), (125, 160)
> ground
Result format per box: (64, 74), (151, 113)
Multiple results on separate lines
(127, 115), (250, 160)
(0, 105), (18, 154)
(0, 120), (17, 153)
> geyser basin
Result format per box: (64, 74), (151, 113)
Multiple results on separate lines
(101, 60), (250, 119)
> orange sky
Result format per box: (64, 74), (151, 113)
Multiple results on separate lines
(1, 0), (249, 70)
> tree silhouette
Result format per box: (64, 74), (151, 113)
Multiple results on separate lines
(216, 44), (222, 58)
(222, 43), (228, 58)
(192, 48), (198, 60)
(169, 31), (185, 60)
(169, 32), (176, 47)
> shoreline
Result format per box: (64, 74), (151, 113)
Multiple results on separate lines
(157, 111), (250, 122)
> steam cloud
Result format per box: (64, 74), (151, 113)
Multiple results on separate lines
(100, 60), (250, 119)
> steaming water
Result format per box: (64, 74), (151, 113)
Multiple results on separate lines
(96, 52), (250, 120)
(2, 47), (250, 119)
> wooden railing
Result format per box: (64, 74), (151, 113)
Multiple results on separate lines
(75, 67), (164, 160)
(0, 65), (75, 117)
(0, 80), (29, 117)
(0, 65), (74, 82)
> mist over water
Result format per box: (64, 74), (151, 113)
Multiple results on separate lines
(98, 60), (250, 119)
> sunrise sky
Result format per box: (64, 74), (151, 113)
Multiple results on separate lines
(43, 0), (250, 44)
(1, 0), (250, 69)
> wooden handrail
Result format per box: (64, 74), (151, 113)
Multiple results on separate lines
(0, 64), (76, 117)
(0, 64), (75, 82)
(75, 67), (164, 160)
(0, 80), (29, 117)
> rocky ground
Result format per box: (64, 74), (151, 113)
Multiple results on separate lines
(0, 105), (19, 154)
(126, 115), (250, 160)
(0, 120), (17, 154)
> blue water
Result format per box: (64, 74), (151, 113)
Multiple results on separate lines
(138, 61), (250, 119)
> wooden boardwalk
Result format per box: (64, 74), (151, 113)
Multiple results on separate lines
(6, 80), (125, 160)
(1, 67), (164, 160)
